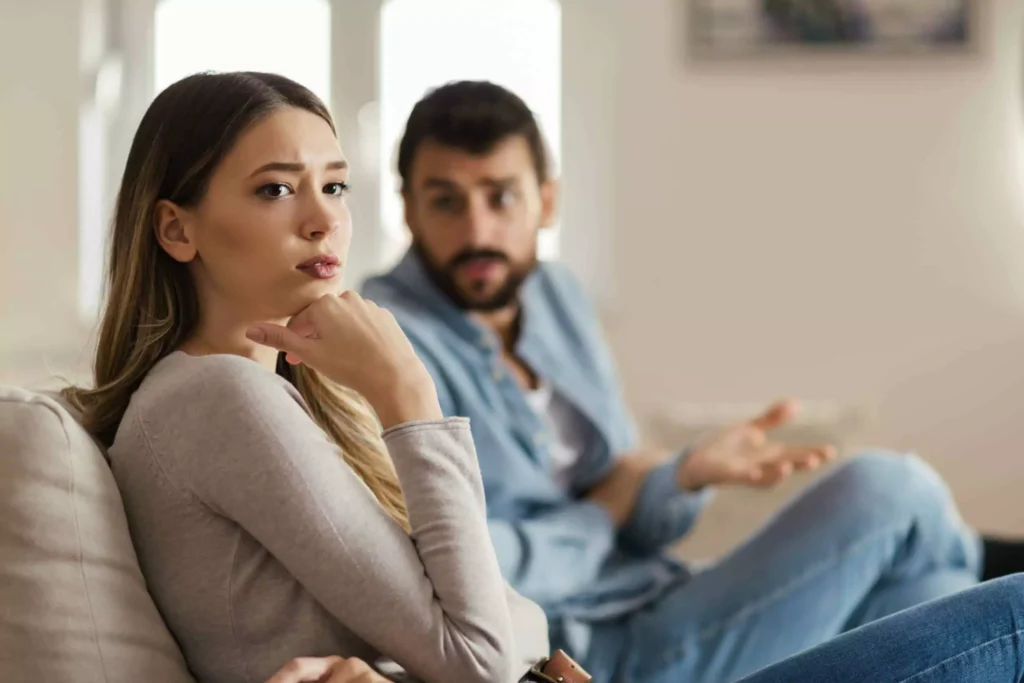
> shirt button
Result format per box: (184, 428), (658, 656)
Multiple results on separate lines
(534, 432), (546, 446)
(492, 366), (505, 382)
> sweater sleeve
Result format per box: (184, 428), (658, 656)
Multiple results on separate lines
(137, 356), (520, 683)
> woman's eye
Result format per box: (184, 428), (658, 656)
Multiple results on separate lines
(324, 182), (351, 197)
(256, 183), (293, 199)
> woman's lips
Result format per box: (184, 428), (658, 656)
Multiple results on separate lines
(298, 263), (341, 279)
(297, 254), (341, 280)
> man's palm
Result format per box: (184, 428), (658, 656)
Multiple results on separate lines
(679, 400), (837, 490)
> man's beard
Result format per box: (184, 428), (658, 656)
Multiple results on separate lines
(413, 241), (536, 312)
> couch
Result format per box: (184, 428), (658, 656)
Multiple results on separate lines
(0, 386), (196, 682)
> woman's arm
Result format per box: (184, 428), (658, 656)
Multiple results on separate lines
(138, 355), (517, 683)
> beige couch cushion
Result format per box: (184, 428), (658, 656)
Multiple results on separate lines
(0, 387), (195, 683)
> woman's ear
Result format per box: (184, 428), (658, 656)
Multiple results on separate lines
(154, 199), (198, 263)
(539, 178), (559, 230)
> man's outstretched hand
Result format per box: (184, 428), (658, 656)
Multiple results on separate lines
(677, 400), (837, 491)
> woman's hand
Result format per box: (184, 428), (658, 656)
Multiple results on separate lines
(265, 656), (390, 683)
(247, 292), (442, 429)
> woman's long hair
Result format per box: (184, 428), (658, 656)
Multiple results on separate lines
(63, 72), (409, 530)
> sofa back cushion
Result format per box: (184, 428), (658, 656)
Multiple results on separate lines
(0, 387), (195, 683)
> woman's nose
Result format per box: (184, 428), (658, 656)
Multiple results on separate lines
(303, 221), (337, 241)
(301, 201), (340, 241)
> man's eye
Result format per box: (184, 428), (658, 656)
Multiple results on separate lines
(492, 189), (516, 209)
(323, 182), (351, 196)
(256, 183), (293, 199)
(432, 195), (461, 212)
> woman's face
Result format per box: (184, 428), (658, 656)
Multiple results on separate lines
(161, 106), (352, 322)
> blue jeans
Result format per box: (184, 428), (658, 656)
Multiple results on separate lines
(737, 575), (1024, 682)
(583, 451), (987, 682)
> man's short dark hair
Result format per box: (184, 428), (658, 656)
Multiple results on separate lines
(396, 81), (550, 190)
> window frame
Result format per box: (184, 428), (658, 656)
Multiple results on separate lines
(113, 0), (617, 306)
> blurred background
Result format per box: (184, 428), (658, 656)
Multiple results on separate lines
(2, 0), (1023, 555)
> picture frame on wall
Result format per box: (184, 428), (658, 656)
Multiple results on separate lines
(689, 0), (977, 58)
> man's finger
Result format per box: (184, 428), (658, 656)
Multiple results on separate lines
(793, 454), (822, 471)
(742, 461), (794, 488)
(732, 464), (780, 488)
(246, 323), (310, 359)
(265, 657), (343, 683)
(751, 443), (833, 466)
(721, 460), (764, 485)
(749, 399), (800, 432)
(791, 444), (838, 470)
(786, 445), (837, 468)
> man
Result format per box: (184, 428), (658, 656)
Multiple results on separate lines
(361, 81), (1024, 682)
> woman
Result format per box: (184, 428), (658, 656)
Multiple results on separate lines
(65, 71), (546, 683)
(66, 71), (1024, 683)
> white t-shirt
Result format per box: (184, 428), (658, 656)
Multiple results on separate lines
(524, 381), (591, 490)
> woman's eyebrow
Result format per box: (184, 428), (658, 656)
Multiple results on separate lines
(249, 160), (348, 177)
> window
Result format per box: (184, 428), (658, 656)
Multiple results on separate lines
(379, 0), (562, 267)
(154, 0), (331, 102)
(79, 0), (333, 316)
(78, 94), (109, 318)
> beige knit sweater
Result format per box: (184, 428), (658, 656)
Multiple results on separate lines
(109, 352), (548, 683)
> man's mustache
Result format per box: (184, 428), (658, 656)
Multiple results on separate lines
(446, 249), (511, 271)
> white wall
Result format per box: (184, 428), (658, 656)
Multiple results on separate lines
(559, 0), (620, 306)
(605, 0), (1024, 531)
(4, 0), (1024, 532)
(0, 0), (95, 386)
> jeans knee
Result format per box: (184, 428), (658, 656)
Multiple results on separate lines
(976, 574), (1024, 620)
(831, 450), (954, 514)
(818, 451), (979, 575)
(993, 573), (1024, 596)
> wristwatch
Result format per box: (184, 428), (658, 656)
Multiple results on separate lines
(520, 650), (593, 683)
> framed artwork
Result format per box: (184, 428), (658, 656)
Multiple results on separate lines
(690, 0), (976, 57)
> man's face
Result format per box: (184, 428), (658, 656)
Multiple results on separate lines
(403, 135), (557, 311)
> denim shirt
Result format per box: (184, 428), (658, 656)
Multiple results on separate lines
(362, 251), (713, 622)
